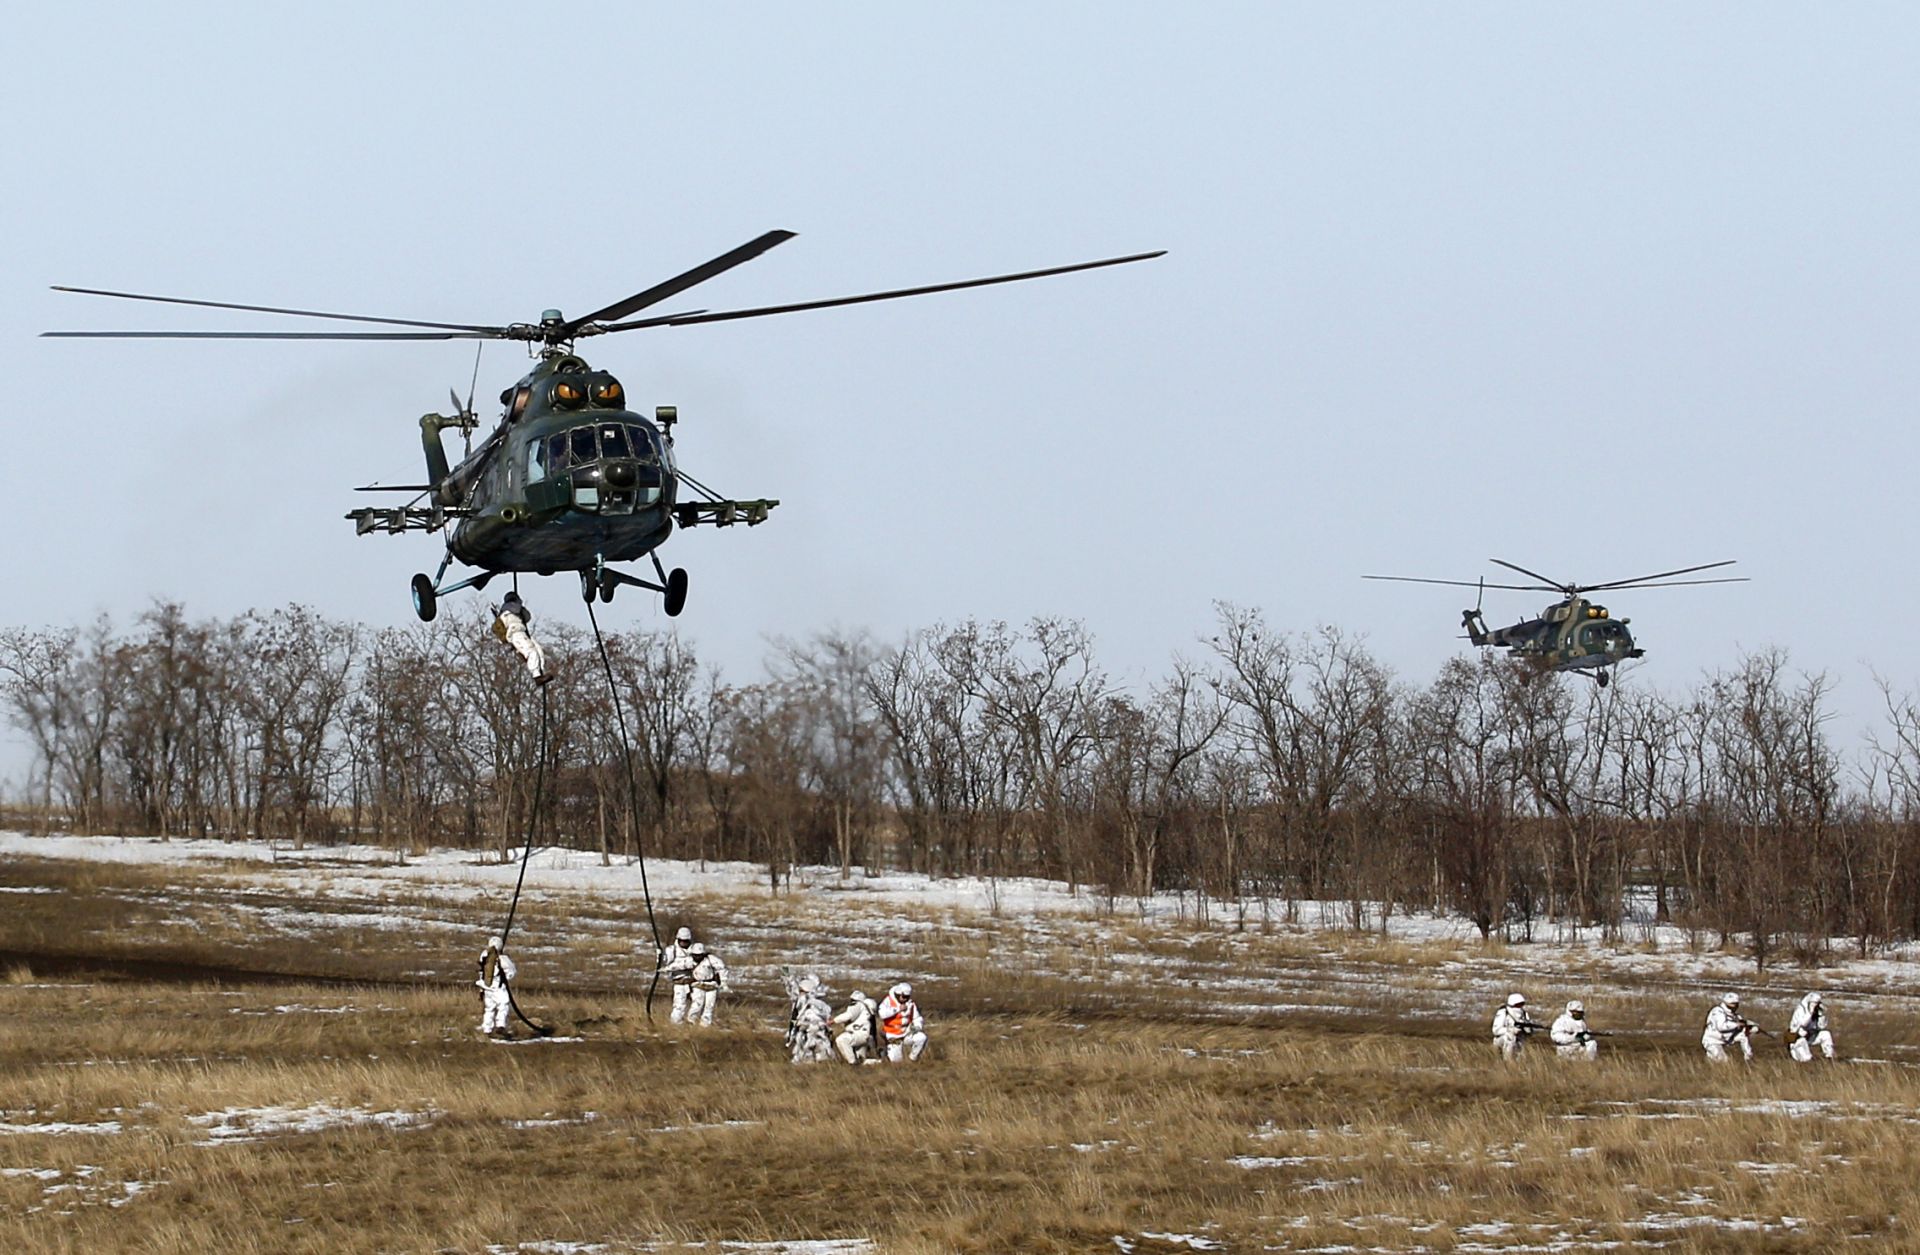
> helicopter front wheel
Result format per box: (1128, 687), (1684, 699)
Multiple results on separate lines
(410, 574), (438, 623)
(599, 570), (617, 603)
(1597, 671), (1611, 689)
(663, 568), (688, 617)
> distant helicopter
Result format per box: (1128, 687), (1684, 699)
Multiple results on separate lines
(1364, 559), (1746, 686)
(46, 231), (1163, 620)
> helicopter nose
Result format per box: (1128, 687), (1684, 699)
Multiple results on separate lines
(605, 461), (637, 488)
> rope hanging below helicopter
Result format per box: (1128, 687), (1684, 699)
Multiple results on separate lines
(494, 680), (554, 1037)
(584, 599), (667, 1020)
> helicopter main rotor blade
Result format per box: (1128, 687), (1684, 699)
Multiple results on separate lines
(1489, 558), (1571, 591)
(1589, 576), (1750, 590)
(48, 285), (505, 334)
(41, 330), (487, 340)
(601, 250), (1167, 332)
(1363, 575), (1556, 592)
(564, 230), (798, 335)
(1579, 560), (1738, 592)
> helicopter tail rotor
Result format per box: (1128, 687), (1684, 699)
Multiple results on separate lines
(447, 343), (485, 456)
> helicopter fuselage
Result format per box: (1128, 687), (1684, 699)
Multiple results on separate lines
(439, 355), (679, 575)
(1466, 596), (1643, 676)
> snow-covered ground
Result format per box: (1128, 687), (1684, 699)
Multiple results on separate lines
(5, 830), (1920, 1035)
(3, 830), (1910, 1251)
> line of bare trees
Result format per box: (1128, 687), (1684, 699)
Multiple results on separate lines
(7, 600), (1920, 963)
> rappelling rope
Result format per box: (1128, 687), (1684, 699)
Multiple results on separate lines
(493, 679), (553, 1037)
(585, 598), (666, 1019)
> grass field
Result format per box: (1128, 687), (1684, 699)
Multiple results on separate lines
(1, 843), (1916, 1252)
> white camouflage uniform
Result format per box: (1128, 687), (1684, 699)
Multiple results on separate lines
(660, 933), (697, 1024)
(788, 977), (835, 1065)
(475, 939), (518, 1034)
(1703, 997), (1754, 1062)
(833, 992), (879, 1064)
(1788, 993), (1835, 1063)
(1491, 995), (1536, 1060)
(687, 946), (729, 1026)
(495, 597), (549, 683)
(1549, 1003), (1599, 1060)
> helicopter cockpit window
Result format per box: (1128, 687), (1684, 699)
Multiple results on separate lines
(570, 427), (598, 463)
(625, 424), (658, 465)
(507, 386), (532, 424)
(545, 433), (569, 474)
(599, 424), (631, 459)
(1581, 620), (1628, 647)
(526, 440), (545, 483)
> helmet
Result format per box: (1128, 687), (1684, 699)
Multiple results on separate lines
(690, 942), (707, 957)
(850, 990), (867, 1004)
(1722, 992), (1740, 1007)
(892, 982), (912, 1000)
(1806, 991), (1822, 1005)
(1567, 1000), (1585, 1015)
(799, 974), (820, 993)
(488, 935), (503, 950)
(675, 927), (693, 943)
(1506, 993), (1526, 1007)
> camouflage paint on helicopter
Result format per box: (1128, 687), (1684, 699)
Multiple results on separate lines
(1365, 559), (1746, 686)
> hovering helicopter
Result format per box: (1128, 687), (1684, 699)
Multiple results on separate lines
(46, 230), (1163, 620)
(1363, 559), (1746, 686)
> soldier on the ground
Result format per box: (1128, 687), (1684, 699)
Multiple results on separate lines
(878, 982), (927, 1062)
(1703, 992), (1758, 1062)
(686, 942), (730, 1027)
(659, 926), (698, 1024)
(475, 934), (518, 1038)
(833, 990), (880, 1065)
(1549, 999), (1600, 1060)
(1788, 991), (1836, 1064)
(786, 973), (835, 1065)
(1491, 992), (1542, 1060)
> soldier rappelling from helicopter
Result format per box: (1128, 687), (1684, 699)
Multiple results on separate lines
(493, 590), (551, 686)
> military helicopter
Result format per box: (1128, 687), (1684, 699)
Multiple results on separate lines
(46, 231), (1162, 620)
(1363, 559), (1746, 686)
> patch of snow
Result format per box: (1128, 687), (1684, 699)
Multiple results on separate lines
(1135, 1235), (1224, 1252)
(508, 1112), (603, 1129)
(187, 1103), (436, 1144)
(1298, 1177), (1365, 1192)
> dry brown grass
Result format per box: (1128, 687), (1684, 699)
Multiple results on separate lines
(1, 852), (1917, 1251)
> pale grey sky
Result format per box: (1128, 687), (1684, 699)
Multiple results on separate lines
(5, 5), (1917, 786)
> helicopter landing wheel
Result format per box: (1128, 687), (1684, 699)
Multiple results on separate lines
(663, 568), (689, 617)
(1597, 671), (1610, 688)
(579, 570), (597, 604)
(599, 570), (617, 603)
(410, 574), (437, 623)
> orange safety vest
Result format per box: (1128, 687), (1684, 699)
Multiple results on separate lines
(880, 997), (915, 1040)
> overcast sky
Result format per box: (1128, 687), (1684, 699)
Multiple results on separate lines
(5, 5), (1917, 789)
